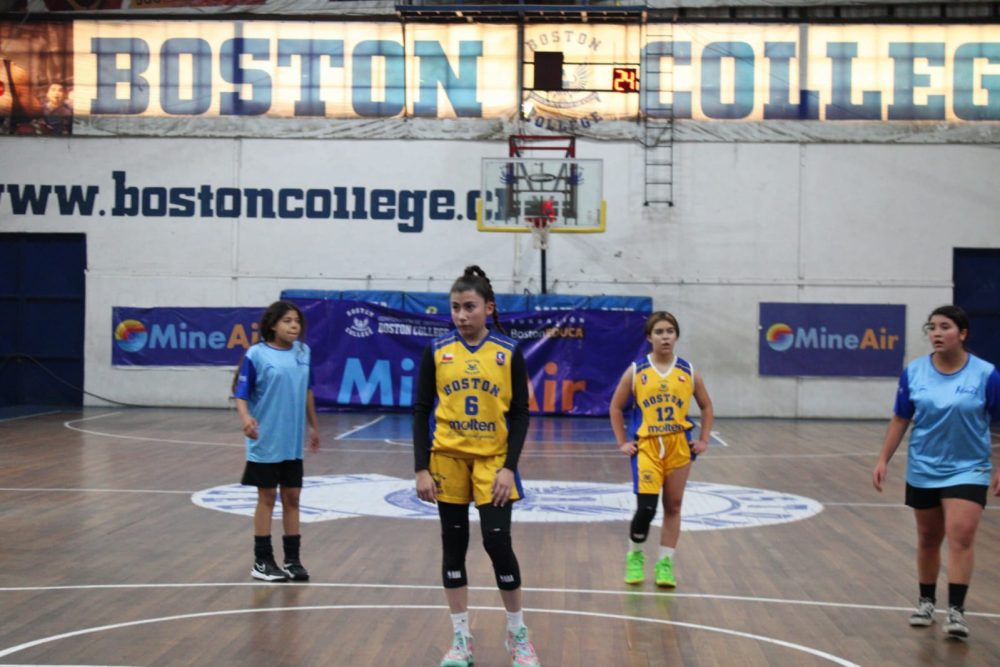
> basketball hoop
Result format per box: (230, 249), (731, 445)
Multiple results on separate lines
(526, 197), (558, 250)
(527, 216), (551, 250)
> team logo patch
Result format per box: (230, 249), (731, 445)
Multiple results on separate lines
(345, 307), (376, 338)
(496, 351), (506, 366)
(465, 359), (481, 375)
(640, 374), (647, 385)
(192, 475), (823, 530)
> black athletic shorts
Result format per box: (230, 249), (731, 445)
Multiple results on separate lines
(905, 483), (988, 509)
(241, 459), (304, 489)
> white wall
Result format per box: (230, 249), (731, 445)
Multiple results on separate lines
(1, 136), (996, 416)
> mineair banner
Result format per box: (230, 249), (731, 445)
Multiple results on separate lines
(3, 20), (998, 136)
(759, 303), (905, 377)
(113, 307), (262, 365)
(299, 299), (648, 416)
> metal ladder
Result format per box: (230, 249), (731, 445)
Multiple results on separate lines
(642, 20), (675, 207)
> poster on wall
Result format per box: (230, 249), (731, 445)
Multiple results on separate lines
(112, 307), (262, 365)
(759, 302), (905, 377)
(299, 298), (648, 416)
(0, 21), (74, 135)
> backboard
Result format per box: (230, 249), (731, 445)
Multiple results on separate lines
(476, 157), (606, 235)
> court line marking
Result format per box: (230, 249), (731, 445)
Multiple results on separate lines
(0, 410), (64, 423)
(58, 413), (1000, 460)
(0, 487), (193, 495)
(2, 487), (997, 513)
(1, 581), (997, 620)
(0, 603), (859, 666)
(334, 415), (386, 440)
(63, 413), (242, 448)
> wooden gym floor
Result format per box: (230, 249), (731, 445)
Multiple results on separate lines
(0, 408), (998, 666)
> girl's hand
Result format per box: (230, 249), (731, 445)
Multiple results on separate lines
(492, 468), (515, 507)
(618, 440), (637, 456)
(307, 427), (320, 453)
(415, 470), (437, 504)
(872, 461), (888, 492)
(241, 417), (259, 440)
(691, 439), (709, 455)
(991, 470), (1000, 496)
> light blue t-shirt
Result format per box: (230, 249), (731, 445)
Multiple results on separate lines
(894, 353), (1000, 488)
(234, 341), (313, 463)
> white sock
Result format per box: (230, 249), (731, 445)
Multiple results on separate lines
(451, 612), (471, 637)
(506, 610), (524, 633)
(628, 539), (644, 552)
(659, 546), (675, 561)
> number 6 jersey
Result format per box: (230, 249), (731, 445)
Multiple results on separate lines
(413, 330), (529, 470)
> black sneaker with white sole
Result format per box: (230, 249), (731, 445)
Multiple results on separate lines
(251, 558), (289, 582)
(283, 561), (310, 581)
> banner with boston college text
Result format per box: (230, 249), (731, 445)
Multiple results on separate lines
(299, 298), (648, 416)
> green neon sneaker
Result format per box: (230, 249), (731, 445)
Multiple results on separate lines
(654, 556), (676, 588)
(624, 550), (645, 584)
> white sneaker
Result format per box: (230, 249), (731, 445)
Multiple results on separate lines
(943, 606), (969, 639)
(908, 597), (935, 627)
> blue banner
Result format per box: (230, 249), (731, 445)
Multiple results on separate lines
(112, 307), (262, 366)
(297, 299), (648, 416)
(759, 303), (906, 377)
(281, 289), (650, 315)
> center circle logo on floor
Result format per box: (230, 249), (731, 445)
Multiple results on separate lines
(192, 475), (822, 530)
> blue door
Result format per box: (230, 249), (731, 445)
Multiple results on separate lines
(0, 233), (86, 407)
(953, 248), (1000, 369)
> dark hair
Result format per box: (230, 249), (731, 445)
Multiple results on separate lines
(450, 265), (505, 334)
(231, 301), (305, 393)
(258, 301), (305, 342)
(644, 310), (680, 339)
(925, 304), (970, 349)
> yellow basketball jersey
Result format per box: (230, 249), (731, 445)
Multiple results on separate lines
(630, 355), (696, 438)
(431, 331), (516, 458)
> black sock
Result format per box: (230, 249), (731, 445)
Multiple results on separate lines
(283, 534), (301, 564)
(919, 583), (936, 603)
(948, 583), (968, 610)
(254, 535), (273, 562)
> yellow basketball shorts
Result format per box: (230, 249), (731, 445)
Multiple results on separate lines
(631, 432), (693, 494)
(429, 451), (523, 506)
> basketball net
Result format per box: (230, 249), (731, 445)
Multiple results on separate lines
(527, 197), (558, 250)
(528, 216), (551, 250)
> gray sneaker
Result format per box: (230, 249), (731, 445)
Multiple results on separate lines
(908, 597), (935, 627)
(943, 606), (969, 639)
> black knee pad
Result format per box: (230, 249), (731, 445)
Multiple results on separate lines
(439, 502), (469, 589)
(478, 504), (521, 591)
(630, 493), (659, 543)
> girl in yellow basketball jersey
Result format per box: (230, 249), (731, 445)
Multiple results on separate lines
(610, 311), (714, 588)
(413, 265), (540, 667)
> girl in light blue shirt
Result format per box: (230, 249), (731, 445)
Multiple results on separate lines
(234, 301), (320, 582)
(873, 305), (1000, 640)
